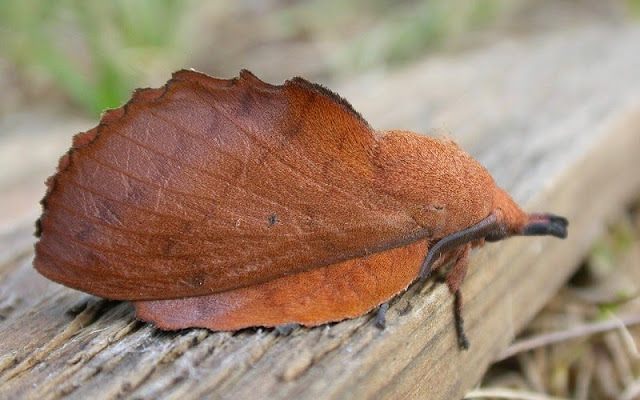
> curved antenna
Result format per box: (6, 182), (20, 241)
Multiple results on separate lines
(419, 213), (499, 279)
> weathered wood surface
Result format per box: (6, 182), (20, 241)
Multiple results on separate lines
(1, 24), (640, 399)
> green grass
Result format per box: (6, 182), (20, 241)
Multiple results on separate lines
(11, 1), (625, 117)
(627, 0), (640, 17)
(1, 0), (513, 116)
(0, 0), (187, 116)
(273, 0), (509, 72)
(346, 0), (507, 68)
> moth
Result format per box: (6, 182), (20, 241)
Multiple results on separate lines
(34, 69), (568, 349)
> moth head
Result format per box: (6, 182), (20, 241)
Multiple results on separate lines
(486, 187), (568, 242)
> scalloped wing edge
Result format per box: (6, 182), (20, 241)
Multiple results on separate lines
(34, 69), (370, 238)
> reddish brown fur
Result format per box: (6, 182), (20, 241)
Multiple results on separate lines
(374, 131), (499, 236)
(34, 69), (542, 332)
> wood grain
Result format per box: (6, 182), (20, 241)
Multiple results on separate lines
(1, 24), (640, 399)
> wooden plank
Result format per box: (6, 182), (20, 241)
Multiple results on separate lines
(1, 24), (640, 399)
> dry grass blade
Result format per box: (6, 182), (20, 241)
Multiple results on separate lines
(620, 377), (640, 400)
(464, 388), (570, 400)
(495, 313), (640, 361)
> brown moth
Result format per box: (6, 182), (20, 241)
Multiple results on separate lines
(34, 69), (568, 349)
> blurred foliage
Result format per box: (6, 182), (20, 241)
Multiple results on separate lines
(337, 0), (508, 69)
(627, 0), (640, 16)
(589, 220), (635, 277)
(0, 0), (188, 115)
(1, 0), (636, 116)
(0, 0), (511, 116)
(269, 0), (511, 72)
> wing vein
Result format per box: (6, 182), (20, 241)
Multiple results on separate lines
(187, 88), (374, 211)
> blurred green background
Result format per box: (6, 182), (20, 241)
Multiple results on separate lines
(2, 0), (638, 120)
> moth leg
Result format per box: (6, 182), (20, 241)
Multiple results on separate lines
(453, 290), (470, 350)
(275, 322), (300, 336)
(446, 244), (471, 350)
(445, 244), (471, 294)
(375, 302), (390, 328)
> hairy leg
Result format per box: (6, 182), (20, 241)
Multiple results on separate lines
(446, 244), (472, 349)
